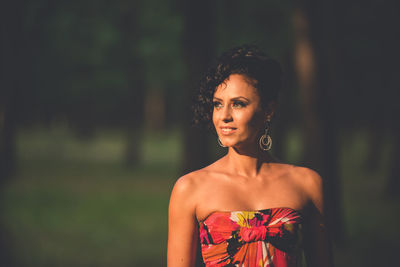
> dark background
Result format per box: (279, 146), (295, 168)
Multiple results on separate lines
(1, 0), (399, 266)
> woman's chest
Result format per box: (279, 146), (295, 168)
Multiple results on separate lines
(196, 176), (310, 222)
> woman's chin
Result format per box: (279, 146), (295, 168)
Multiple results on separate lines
(220, 139), (238, 147)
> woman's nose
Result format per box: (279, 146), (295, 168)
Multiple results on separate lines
(222, 105), (233, 122)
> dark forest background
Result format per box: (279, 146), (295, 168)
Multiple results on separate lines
(1, 0), (399, 266)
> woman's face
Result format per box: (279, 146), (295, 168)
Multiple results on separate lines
(212, 74), (269, 149)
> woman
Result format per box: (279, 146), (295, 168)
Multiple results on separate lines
(168, 45), (334, 267)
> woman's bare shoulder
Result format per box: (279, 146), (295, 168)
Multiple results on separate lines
(291, 166), (322, 192)
(172, 158), (226, 195)
(169, 171), (204, 215)
(171, 171), (201, 196)
(271, 163), (322, 204)
(169, 159), (226, 214)
(287, 165), (324, 213)
(273, 163), (321, 184)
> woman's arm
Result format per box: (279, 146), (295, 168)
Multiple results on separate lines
(167, 175), (199, 267)
(302, 169), (335, 267)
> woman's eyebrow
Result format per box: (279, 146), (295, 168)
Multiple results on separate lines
(231, 97), (250, 102)
(213, 96), (250, 101)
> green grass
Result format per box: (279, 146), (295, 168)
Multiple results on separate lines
(4, 176), (171, 266)
(2, 126), (182, 267)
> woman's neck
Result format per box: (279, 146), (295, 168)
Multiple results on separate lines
(224, 144), (276, 178)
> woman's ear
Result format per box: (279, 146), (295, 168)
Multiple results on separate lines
(264, 101), (277, 121)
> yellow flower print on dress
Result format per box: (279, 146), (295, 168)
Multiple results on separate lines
(230, 211), (256, 227)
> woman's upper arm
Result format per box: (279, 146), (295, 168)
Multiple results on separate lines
(302, 169), (335, 267)
(167, 175), (199, 267)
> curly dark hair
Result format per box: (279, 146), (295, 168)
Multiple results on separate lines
(192, 44), (283, 130)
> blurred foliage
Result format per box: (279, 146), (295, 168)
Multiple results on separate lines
(17, 0), (184, 129)
(9, 0), (399, 130)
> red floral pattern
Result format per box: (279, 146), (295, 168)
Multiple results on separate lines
(199, 207), (303, 267)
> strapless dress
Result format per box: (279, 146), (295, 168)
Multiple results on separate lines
(199, 207), (304, 267)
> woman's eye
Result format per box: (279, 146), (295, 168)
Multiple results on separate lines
(232, 101), (247, 108)
(213, 102), (222, 108)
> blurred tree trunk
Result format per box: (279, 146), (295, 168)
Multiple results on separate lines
(0, 2), (23, 266)
(0, 1), (26, 182)
(118, 2), (145, 167)
(293, 2), (343, 243)
(0, 14), (17, 180)
(272, 53), (298, 161)
(144, 89), (165, 131)
(181, 1), (216, 174)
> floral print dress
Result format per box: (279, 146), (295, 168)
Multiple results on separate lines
(199, 207), (304, 267)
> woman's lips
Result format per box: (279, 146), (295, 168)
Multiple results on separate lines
(220, 127), (236, 135)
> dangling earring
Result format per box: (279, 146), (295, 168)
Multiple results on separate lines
(218, 137), (227, 147)
(259, 120), (272, 151)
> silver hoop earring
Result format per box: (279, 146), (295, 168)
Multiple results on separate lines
(218, 137), (227, 147)
(259, 121), (272, 151)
